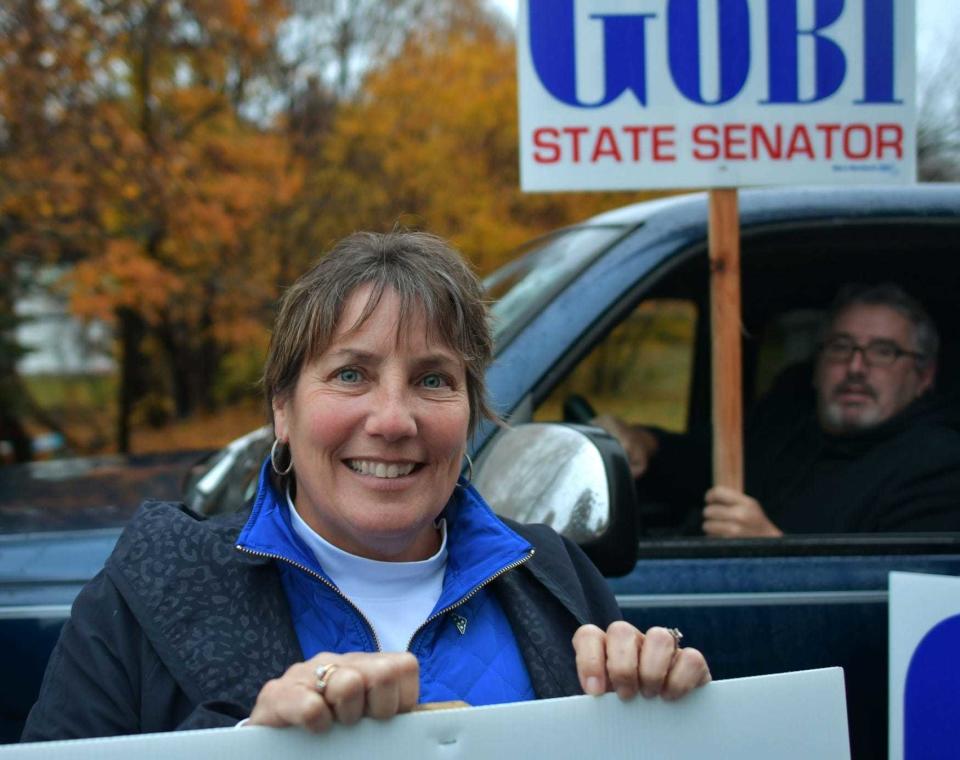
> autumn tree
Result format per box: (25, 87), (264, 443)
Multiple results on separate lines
(1, 0), (662, 457)
(282, 0), (442, 99)
(1, 0), (297, 452)
(917, 26), (960, 181)
(304, 2), (657, 276)
(270, 0), (484, 288)
(0, 0), (108, 454)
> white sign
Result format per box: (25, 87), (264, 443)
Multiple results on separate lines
(518, 0), (916, 190)
(889, 572), (960, 760)
(5, 669), (850, 759)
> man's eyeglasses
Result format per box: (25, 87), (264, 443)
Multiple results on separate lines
(819, 337), (924, 368)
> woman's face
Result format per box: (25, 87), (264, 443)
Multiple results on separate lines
(272, 285), (470, 561)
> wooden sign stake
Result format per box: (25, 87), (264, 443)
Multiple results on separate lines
(708, 188), (744, 491)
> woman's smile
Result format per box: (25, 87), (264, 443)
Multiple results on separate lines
(345, 459), (419, 479)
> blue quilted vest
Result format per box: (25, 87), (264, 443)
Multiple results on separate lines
(236, 462), (536, 706)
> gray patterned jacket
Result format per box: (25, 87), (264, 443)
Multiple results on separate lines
(22, 500), (621, 741)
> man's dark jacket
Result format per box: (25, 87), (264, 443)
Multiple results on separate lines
(648, 391), (960, 533)
(22, 501), (619, 741)
(746, 392), (960, 532)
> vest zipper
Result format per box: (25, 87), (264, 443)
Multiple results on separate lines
(404, 549), (535, 651)
(235, 544), (384, 652)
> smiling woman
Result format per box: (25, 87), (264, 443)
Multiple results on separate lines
(20, 231), (710, 742)
(273, 288), (471, 562)
(262, 232), (489, 563)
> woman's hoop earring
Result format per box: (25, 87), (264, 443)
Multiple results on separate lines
(271, 438), (293, 476)
(462, 453), (474, 482)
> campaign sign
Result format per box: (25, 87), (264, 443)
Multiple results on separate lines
(518, 0), (916, 191)
(889, 572), (960, 760)
(4, 669), (849, 759)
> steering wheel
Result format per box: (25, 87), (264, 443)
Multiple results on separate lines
(562, 393), (597, 424)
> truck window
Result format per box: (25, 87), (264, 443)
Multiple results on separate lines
(752, 308), (823, 399)
(534, 298), (697, 433)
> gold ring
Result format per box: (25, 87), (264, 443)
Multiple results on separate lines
(667, 628), (683, 648)
(314, 663), (338, 695)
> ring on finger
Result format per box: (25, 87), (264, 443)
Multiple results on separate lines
(666, 627), (683, 648)
(314, 663), (339, 695)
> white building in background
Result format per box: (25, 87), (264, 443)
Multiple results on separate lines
(15, 266), (115, 376)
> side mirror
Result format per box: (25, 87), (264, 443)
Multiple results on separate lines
(183, 426), (272, 515)
(473, 423), (637, 576)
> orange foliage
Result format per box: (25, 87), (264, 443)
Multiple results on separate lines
(313, 10), (661, 275)
(2, 0), (664, 453)
(68, 240), (184, 323)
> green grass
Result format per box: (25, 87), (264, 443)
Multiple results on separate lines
(24, 373), (116, 410)
(20, 373), (117, 451)
(20, 372), (265, 455)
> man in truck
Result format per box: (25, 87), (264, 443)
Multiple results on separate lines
(594, 283), (960, 537)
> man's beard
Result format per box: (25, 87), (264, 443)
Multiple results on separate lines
(818, 380), (882, 434)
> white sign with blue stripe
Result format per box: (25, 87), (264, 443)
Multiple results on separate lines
(889, 571), (960, 760)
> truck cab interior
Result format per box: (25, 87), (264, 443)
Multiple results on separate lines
(532, 212), (960, 552)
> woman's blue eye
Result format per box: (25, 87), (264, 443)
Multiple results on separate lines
(337, 368), (362, 383)
(421, 373), (447, 389)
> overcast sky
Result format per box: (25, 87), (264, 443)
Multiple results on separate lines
(489, 0), (960, 81)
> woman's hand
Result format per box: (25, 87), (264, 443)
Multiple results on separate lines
(573, 622), (711, 701)
(248, 651), (419, 732)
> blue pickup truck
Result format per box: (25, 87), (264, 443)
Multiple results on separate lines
(3, 185), (960, 757)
